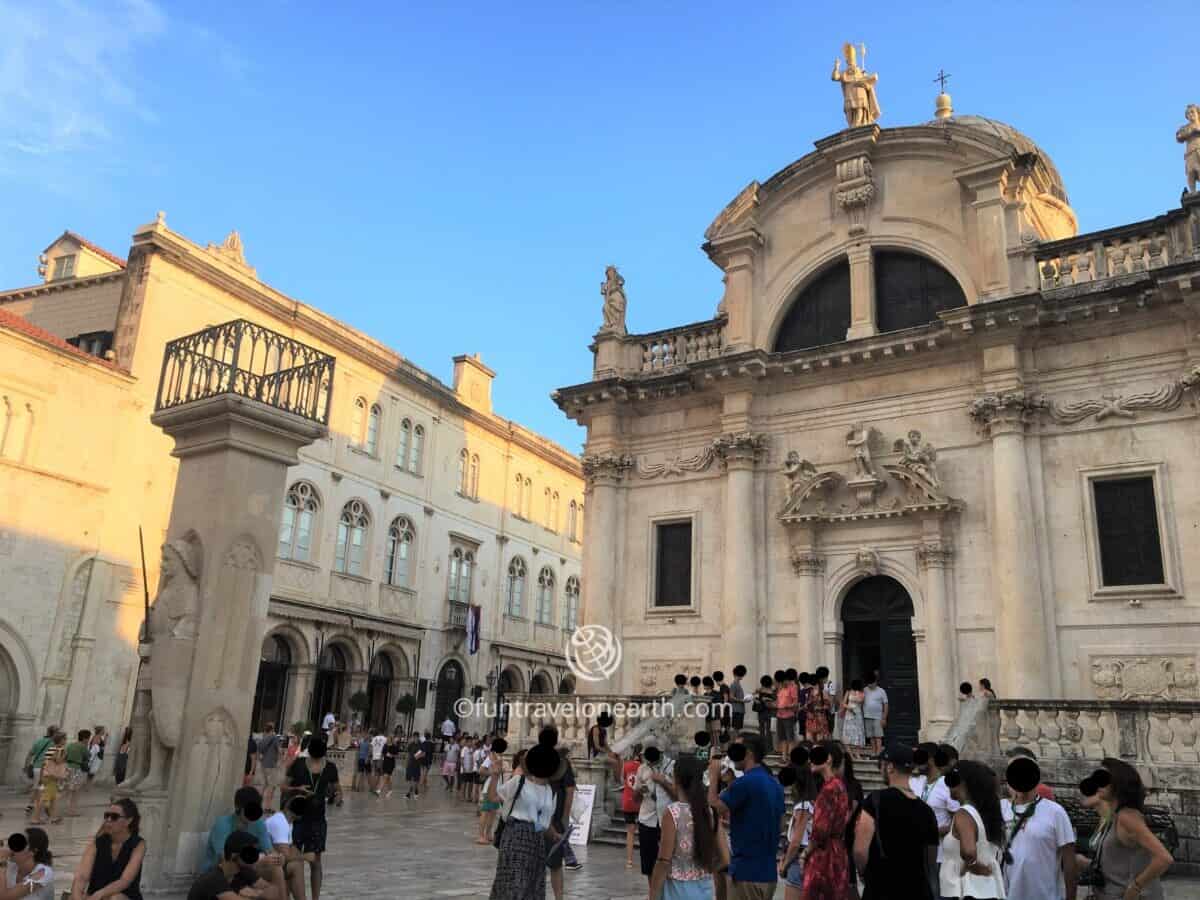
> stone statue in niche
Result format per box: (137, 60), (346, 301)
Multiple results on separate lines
(598, 265), (627, 336)
(1178, 104), (1200, 194)
(893, 430), (939, 487)
(124, 531), (203, 793)
(831, 43), (881, 128)
(846, 423), (876, 478)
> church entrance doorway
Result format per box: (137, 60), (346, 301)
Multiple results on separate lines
(841, 576), (920, 746)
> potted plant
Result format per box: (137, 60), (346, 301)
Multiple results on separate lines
(348, 690), (370, 728)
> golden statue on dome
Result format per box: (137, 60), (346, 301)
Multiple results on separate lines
(831, 43), (881, 128)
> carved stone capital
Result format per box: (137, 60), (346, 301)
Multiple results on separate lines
(917, 541), (955, 570)
(968, 391), (1045, 436)
(581, 451), (634, 487)
(713, 431), (769, 469)
(790, 548), (826, 576)
(834, 155), (875, 236)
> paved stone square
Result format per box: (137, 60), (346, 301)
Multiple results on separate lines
(8, 780), (1199, 899)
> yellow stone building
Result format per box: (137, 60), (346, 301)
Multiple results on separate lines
(0, 218), (583, 781)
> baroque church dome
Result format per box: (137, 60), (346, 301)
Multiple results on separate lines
(930, 114), (1069, 204)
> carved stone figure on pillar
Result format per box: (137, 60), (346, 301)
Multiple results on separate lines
(846, 423), (876, 478)
(831, 43), (881, 129)
(124, 532), (203, 793)
(1178, 104), (1200, 194)
(598, 265), (627, 336)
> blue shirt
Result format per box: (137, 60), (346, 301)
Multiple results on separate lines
(202, 813), (273, 871)
(720, 764), (785, 883)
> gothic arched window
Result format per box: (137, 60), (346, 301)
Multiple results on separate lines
(563, 576), (580, 631)
(536, 566), (555, 625)
(279, 481), (320, 562)
(334, 499), (370, 575)
(384, 516), (415, 586)
(506, 557), (527, 616)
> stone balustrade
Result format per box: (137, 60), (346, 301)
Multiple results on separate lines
(1036, 220), (1179, 291)
(637, 319), (725, 373)
(960, 699), (1200, 871)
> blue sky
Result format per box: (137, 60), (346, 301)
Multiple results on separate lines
(1, 1), (1195, 451)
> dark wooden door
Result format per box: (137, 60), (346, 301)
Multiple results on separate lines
(842, 576), (920, 746)
(433, 661), (464, 728)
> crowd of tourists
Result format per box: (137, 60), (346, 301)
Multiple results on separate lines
(11, 672), (1180, 900)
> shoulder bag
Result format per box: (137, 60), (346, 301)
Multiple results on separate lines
(493, 775), (527, 849)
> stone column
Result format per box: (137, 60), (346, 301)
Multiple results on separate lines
(289, 663), (316, 730)
(957, 161), (1015, 299)
(790, 546), (826, 673)
(137, 393), (324, 889)
(578, 451), (631, 693)
(704, 228), (764, 352)
(715, 433), (768, 677)
(969, 391), (1050, 698)
(917, 540), (957, 727)
(846, 245), (877, 340)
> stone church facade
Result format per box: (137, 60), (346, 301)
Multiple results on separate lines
(557, 105), (1200, 741)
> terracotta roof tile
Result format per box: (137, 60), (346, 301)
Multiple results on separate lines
(43, 230), (127, 269)
(0, 308), (122, 369)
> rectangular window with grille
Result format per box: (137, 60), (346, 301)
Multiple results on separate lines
(1093, 476), (1165, 586)
(654, 521), (693, 607)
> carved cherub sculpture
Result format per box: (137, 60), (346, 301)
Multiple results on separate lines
(782, 451), (819, 502)
(1178, 104), (1200, 194)
(845, 422), (876, 478)
(893, 430), (939, 487)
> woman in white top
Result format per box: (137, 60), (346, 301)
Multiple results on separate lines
(488, 743), (561, 900)
(940, 760), (1006, 899)
(776, 762), (815, 900)
(0, 828), (55, 900)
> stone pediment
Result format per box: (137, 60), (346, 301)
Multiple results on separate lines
(778, 430), (961, 524)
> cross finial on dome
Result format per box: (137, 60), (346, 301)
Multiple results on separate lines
(933, 69), (953, 120)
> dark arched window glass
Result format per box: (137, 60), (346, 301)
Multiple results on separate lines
(773, 259), (851, 352)
(874, 251), (966, 333)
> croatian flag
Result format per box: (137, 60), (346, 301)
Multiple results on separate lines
(467, 604), (481, 655)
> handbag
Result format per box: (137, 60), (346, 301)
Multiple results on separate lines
(493, 775), (527, 849)
(1079, 821), (1109, 893)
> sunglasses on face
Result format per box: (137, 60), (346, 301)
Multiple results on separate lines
(103, 812), (125, 822)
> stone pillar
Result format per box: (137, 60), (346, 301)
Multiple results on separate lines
(846, 245), (876, 340)
(957, 161), (1015, 299)
(789, 545), (825, 673)
(715, 432), (768, 677)
(137, 394), (324, 889)
(704, 228), (764, 352)
(289, 663), (316, 730)
(969, 391), (1050, 698)
(578, 450), (631, 693)
(917, 540), (957, 727)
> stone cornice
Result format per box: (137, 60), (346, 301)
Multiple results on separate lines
(0, 270), (125, 303)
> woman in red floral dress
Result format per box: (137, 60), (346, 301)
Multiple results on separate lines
(806, 671), (833, 742)
(801, 742), (850, 900)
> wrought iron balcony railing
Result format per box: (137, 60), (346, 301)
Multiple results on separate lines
(156, 319), (335, 425)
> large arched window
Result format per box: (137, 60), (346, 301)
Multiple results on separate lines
(506, 557), (527, 616)
(351, 397), (367, 446)
(365, 403), (381, 455)
(874, 251), (967, 333)
(563, 576), (580, 631)
(396, 419), (411, 469)
(279, 481), (320, 561)
(409, 425), (425, 474)
(536, 566), (555, 625)
(773, 259), (851, 352)
(384, 516), (415, 586)
(334, 499), (370, 575)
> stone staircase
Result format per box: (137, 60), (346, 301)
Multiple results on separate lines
(590, 754), (884, 848)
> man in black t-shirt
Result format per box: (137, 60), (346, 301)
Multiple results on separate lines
(188, 830), (275, 900)
(284, 737), (340, 900)
(852, 743), (939, 900)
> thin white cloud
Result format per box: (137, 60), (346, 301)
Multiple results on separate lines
(0, 0), (165, 160)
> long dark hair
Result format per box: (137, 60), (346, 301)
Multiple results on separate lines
(831, 741), (863, 806)
(113, 798), (140, 835)
(25, 828), (52, 866)
(954, 760), (1004, 846)
(1101, 758), (1145, 812)
(673, 757), (718, 872)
